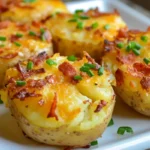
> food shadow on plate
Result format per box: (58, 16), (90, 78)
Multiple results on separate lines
(113, 96), (149, 120)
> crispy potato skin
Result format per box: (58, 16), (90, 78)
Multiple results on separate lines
(0, 0), (68, 23)
(103, 29), (150, 116)
(2, 53), (115, 146)
(0, 21), (53, 87)
(46, 9), (127, 61)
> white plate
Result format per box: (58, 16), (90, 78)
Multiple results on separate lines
(0, 0), (150, 150)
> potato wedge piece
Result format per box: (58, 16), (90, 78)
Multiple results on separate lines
(103, 29), (150, 116)
(2, 53), (115, 147)
(46, 8), (127, 61)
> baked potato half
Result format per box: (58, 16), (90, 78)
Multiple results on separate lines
(0, 21), (53, 87)
(1, 52), (115, 147)
(46, 8), (127, 61)
(0, 0), (68, 23)
(102, 28), (150, 116)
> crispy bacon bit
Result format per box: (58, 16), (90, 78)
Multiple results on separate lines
(84, 51), (100, 69)
(117, 28), (128, 39)
(32, 21), (41, 28)
(32, 51), (48, 66)
(0, 21), (10, 29)
(27, 79), (46, 89)
(42, 30), (52, 43)
(104, 40), (115, 52)
(38, 99), (45, 106)
(47, 93), (58, 120)
(16, 24), (29, 32)
(116, 53), (135, 64)
(85, 26), (92, 31)
(115, 69), (124, 86)
(129, 29), (143, 34)
(93, 29), (102, 37)
(140, 77), (150, 90)
(94, 100), (107, 113)
(58, 62), (77, 78)
(133, 63), (150, 76)
(13, 89), (41, 100)
(31, 68), (45, 74)
(0, 53), (18, 59)
(41, 15), (51, 23)
(10, 35), (20, 42)
(45, 75), (55, 84)
(16, 63), (27, 79)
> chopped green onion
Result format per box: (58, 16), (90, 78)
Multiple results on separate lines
(27, 61), (34, 70)
(126, 45), (131, 52)
(74, 75), (82, 80)
(86, 70), (94, 77)
(75, 9), (84, 14)
(143, 58), (150, 64)
(40, 28), (45, 34)
(141, 35), (148, 42)
(132, 48), (140, 56)
(23, 0), (36, 3)
(108, 118), (114, 127)
(104, 24), (110, 30)
(16, 81), (26, 86)
(16, 33), (23, 38)
(91, 22), (99, 29)
(80, 66), (94, 77)
(0, 44), (5, 47)
(91, 140), (98, 146)
(14, 42), (21, 47)
(84, 63), (96, 69)
(68, 18), (78, 22)
(0, 98), (3, 104)
(135, 43), (142, 50)
(67, 55), (77, 61)
(117, 42), (124, 49)
(0, 36), (6, 41)
(46, 59), (57, 66)
(76, 22), (84, 29)
(29, 31), (36, 36)
(79, 15), (89, 20)
(127, 41), (142, 50)
(98, 67), (104, 76)
(117, 126), (133, 135)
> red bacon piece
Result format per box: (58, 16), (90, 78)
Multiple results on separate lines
(94, 100), (107, 113)
(140, 77), (150, 90)
(0, 21), (10, 29)
(0, 53), (18, 59)
(115, 69), (124, 86)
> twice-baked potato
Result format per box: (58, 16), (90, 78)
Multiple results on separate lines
(1, 52), (115, 147)
(102, 28), (150, 116)
(0, 0), (68, 23)
(46, 8), (127, 61)
(0, 20), (53, 87)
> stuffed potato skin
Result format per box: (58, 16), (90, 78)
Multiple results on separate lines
(0, 0), (68, 23)
(2, 53), (115, 146)
(103, 29), (150, 116)
(0, 21), (53, 87)
(46, 8), (127, 61)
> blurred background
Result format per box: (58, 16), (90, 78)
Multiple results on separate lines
(63, 0), (150, 18)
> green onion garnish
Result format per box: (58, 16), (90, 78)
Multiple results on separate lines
(0, 99), (3, 104)
(67, 55), (77, 62)
(91, 140), (98, 146)
(14, 42), (21, 47)
(76, 22), (84, 29)
(132, 48), (140, 56)
(29, 31), (36, 36)
(68, 18), (78, 22)
(108, 118), (114, 127)
(75, 9), (84, 14)
(16, 81), (26, 86)
(98, 67), (104, 76)
(143, 58), (150, 64)
(46, 59), (57, 66)
(141, 35), (148, 42)
(80, 66), (94, 77)
(16, 33), (23, 38)
(74, 75), (82, 80)
(23, 0), (36, 3)
(91, 22), (99, 29)
(40, 28), (45, 34)
(84, 63), (96, 69)
(0, 36), (6, 41)
(104, 24), (110, 30)
(79, 15), (89, 20)
(27, 61), (34, 70)
(117, 126), (133, 135)
(117, 42), (124, 49)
